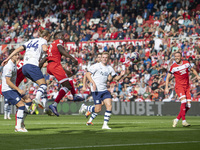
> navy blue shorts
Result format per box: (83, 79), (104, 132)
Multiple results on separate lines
(92, 90), (112, 105)
(22, 64), (44, 82)
(2, 90), (22, 105)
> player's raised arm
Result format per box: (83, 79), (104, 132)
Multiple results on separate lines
(57, 45), (78, 65)
(1, 46), (24, 66)
(165, 72), (172, 94)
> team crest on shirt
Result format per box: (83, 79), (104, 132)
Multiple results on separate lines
(100, 71), (109, 76)
(16, 97), (20, 101)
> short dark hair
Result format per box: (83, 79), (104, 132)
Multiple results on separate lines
(174, 51), (182, 57)
(54, 31), (62, 39)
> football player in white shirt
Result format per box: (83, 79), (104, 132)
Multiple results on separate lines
(79, 52), (125, 129)
(1, 50), (28, 132)
(2, 29), (51, 109)
(82, 53), (102, 125)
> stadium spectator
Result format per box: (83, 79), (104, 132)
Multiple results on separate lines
(112, 93), (119, 102)
(0, 0), (200, 103)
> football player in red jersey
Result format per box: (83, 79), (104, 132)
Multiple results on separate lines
(45, 32), (83, 116)
(165, 52), (200, 127)
(16, 51), (26, 87)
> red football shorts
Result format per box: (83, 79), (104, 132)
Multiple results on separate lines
(47, 63), (68, 83)
(175, 84), (191, 100)
(16, 68), (25, 87)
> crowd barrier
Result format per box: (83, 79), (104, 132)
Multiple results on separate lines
(0, 39), (150, 52)
(0, 101), (200, 116)
(1, 37), (199, 53)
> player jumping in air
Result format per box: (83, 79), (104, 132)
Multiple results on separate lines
(79, 52), (125, 129)
(165, 52), (200, 127)
(45, 32), (83, 116)
(2, 29), (51, 109)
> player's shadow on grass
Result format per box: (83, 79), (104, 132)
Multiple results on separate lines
(28, 127), (67, 131)
(109, 123), (138, 128)
(57, 129), (113, 135)
(188, 125), (200, 128)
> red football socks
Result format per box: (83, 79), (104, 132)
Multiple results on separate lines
(54, 88), (67, 103)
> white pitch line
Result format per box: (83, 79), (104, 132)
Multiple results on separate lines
(24, 141), (200, 150)
(0, 121), (148, 126)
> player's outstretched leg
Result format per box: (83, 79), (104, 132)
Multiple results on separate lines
(49, 87), (69, 116)
(49, 79), (72, 116)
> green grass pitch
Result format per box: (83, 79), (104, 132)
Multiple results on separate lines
(0, 115), (200, 150)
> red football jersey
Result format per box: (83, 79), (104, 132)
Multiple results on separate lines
(169, 60), (191, 86)
(0, 83), (2, 95)
(16, 60), (25, 87)
(47, 39), (64, 63)
(17, 60), (24, 70)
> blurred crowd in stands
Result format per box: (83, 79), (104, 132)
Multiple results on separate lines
(0, 0), (200, 102)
